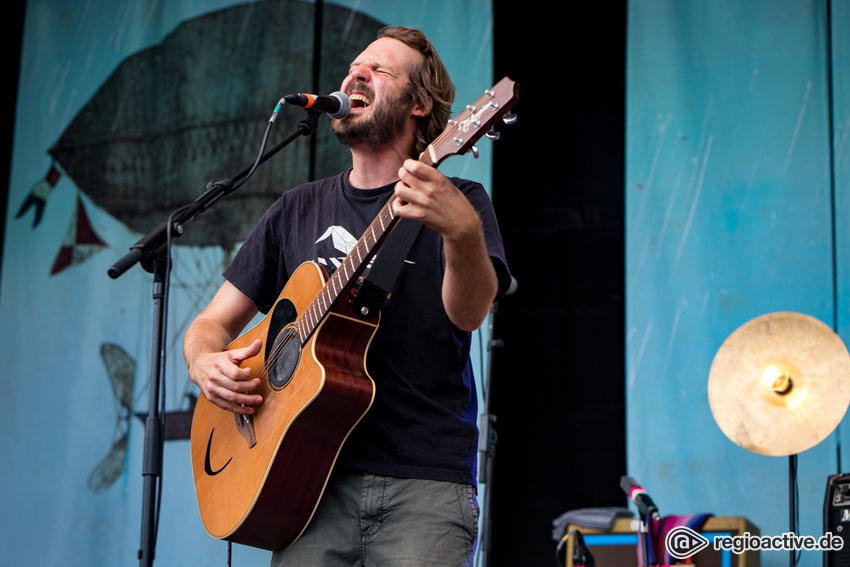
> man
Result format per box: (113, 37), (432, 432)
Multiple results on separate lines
(184, 26), (511, 566)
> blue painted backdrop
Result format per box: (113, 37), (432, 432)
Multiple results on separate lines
(10, 0), (849, 565)
(627, 1), (849, 566)
(0, 1), (493, 565)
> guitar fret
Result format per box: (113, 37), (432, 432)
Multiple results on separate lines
(295, 310), (312, 344)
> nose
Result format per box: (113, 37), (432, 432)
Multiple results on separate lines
(347, 64), (371, 85)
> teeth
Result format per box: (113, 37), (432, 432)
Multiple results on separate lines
(349, 93), (372, 108)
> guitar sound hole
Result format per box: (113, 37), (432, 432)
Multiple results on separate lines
(269, 327), (300, 390)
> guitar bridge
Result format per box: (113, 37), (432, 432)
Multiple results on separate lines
(235, 412), (257, 448)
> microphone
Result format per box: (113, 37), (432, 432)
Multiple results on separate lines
(283, 91), (351, 119)
(620, 475), (661, 522)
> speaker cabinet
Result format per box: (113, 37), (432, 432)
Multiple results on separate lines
(825, 473), (850, 567)
(565, 516), (760, 567)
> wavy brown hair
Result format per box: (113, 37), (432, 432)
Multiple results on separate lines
(376, 26), (455, 155)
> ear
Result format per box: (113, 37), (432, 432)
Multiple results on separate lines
(411, 95), (433, 118)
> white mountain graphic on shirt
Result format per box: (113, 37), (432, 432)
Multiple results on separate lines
(315, 225), (357, 269)
(314, 225), (415, 271)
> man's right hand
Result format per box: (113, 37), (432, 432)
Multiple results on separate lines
(184, 280), (263, 415)
(190, 339), (264, 415)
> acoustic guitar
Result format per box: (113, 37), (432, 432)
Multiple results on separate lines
(190, 77), (519, 551)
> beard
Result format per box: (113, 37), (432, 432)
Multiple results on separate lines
(331, 82), (417, 150)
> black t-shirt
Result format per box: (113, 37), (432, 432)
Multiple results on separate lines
(224, 170), (510, 486)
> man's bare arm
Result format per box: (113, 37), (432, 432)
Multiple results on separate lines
(183, 281), (264, 414)
(393, 159), (498, 331)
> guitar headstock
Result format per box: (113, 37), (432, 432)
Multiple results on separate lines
(422, 76), (520, 167)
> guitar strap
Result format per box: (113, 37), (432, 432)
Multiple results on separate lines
(353, 217), (422, 318)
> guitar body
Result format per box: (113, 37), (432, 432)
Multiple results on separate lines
(190, 261), (377, 551)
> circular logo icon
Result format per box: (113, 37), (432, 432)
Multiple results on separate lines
(665, 525), (710, 560)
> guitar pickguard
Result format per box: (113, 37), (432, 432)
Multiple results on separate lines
(266, 298), (301, 391)
(269, 326), (300, 390)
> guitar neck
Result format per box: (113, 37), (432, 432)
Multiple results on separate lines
(292, 122), (442, 344)
(294, 198), (398, 344)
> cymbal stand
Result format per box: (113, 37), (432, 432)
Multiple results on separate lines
(789, 454), (798, 567)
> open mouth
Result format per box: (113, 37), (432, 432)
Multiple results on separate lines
(349, 93), (372, 109)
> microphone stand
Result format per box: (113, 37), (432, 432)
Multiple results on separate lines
(638, 515), (652, 567)
(109, 110), (322, 567)
(477, 292), (510, 567)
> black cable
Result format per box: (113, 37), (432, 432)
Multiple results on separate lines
(145, 101), (281, 565)
(308, 0), (324, 181)
(824, 0), (842, 478)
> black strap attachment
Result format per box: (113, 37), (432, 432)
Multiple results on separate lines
(352, 218), (422, 319)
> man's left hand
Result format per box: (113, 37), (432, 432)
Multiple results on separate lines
(393, 159), (480, 244)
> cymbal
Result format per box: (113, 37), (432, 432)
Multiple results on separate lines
(708, 312), (850, 456)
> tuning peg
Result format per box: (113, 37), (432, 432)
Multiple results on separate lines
(485, 128), (500, 141)
(471, 145), (479, 158)
(502, 112), (517, 124)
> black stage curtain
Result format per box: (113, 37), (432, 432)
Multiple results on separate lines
(489, 3), (627, 565)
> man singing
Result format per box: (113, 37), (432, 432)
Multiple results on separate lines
(184, 26), (511, 566)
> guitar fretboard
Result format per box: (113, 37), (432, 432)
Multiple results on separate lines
(294, 198), (398, 344)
